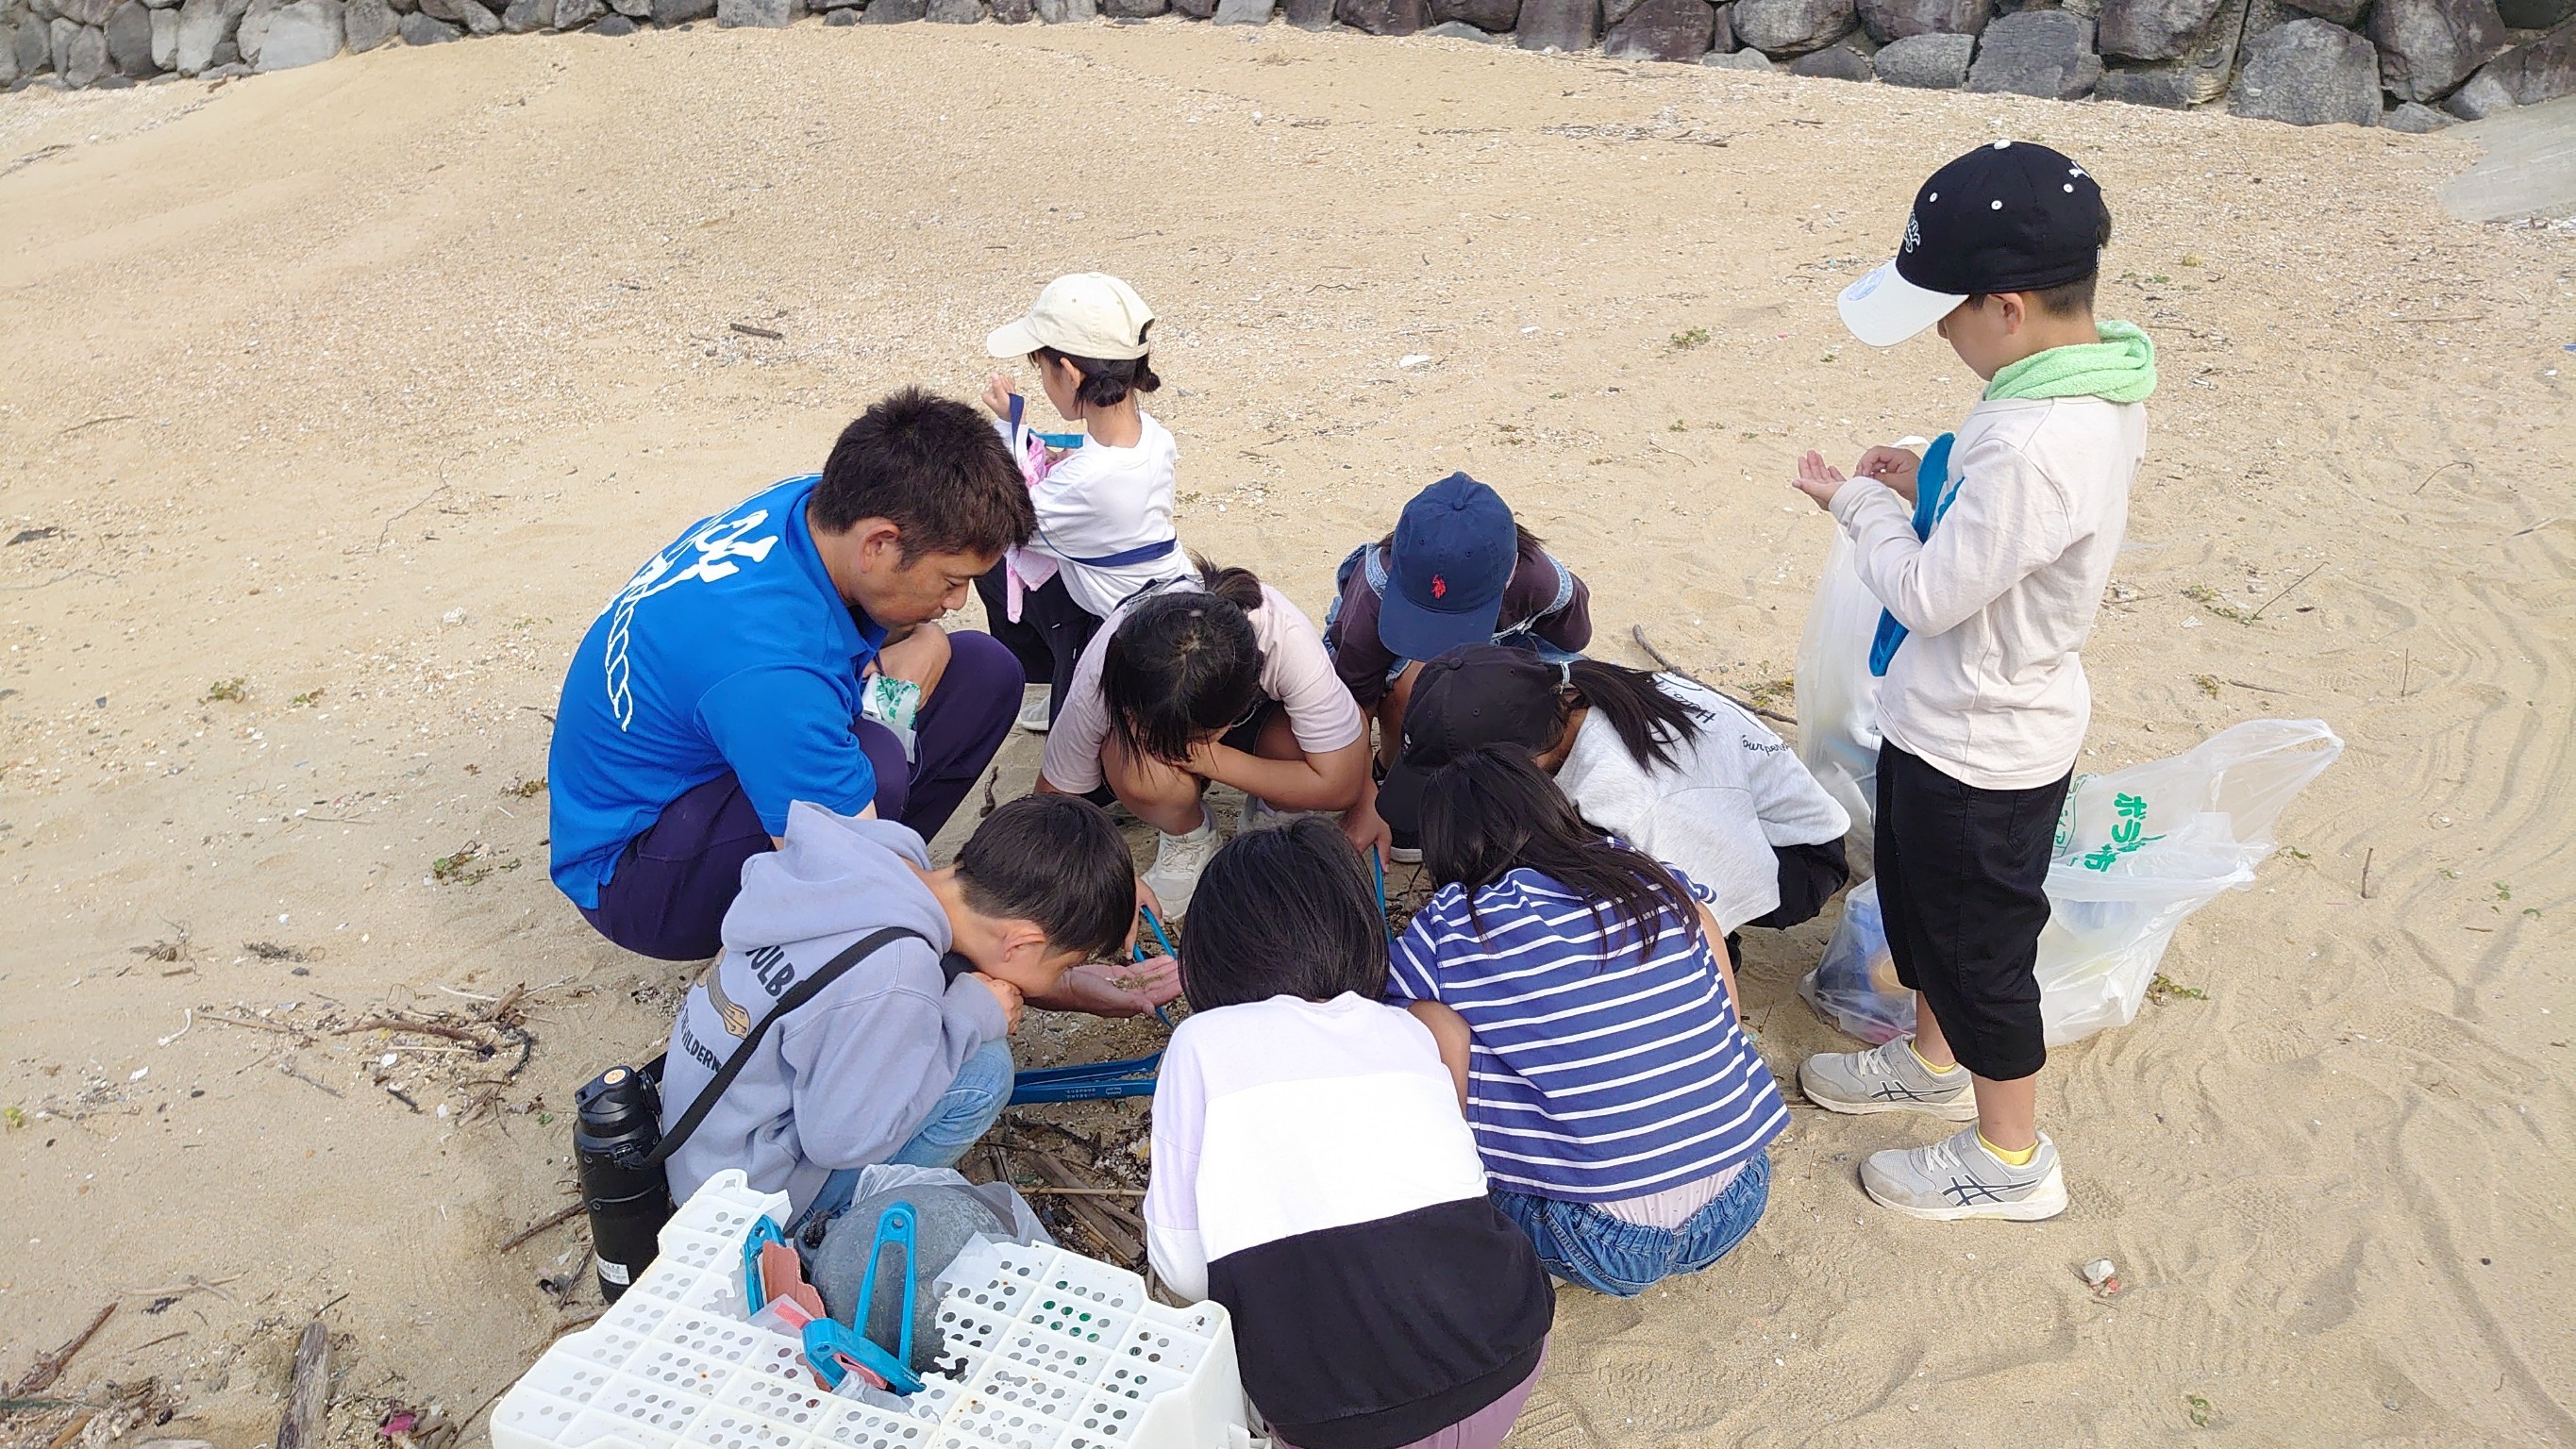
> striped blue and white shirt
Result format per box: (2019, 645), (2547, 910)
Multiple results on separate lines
(1386, 864), (1790, 1204)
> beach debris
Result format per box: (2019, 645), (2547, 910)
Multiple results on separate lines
(729, 323), (785, 341)
(275, 1320), (330, 1449)
(1397, 354), (1432, 369)
(2080, 1258), (2123, 1296)
(7, 526), (61, 546)
(8, 1301), (115, 1396)
(499, 1201), (587, 1254)
(132, 925), (192, 963)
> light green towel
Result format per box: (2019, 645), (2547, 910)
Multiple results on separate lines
(1983, 320), (2157, 404)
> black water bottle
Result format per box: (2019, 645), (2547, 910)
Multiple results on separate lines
(574, 1064), (671, 1303)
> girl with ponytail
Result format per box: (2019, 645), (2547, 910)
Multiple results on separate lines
(1374, 646), (1852, 964)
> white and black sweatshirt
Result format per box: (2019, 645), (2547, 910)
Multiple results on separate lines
(1144, 994), (1554, 1449)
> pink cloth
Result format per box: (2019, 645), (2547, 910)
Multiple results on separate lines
(1001, 415), (1062, 623)
(1272, 1348), (1547, 1449)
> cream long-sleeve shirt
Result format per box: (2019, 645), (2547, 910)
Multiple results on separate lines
(1829, 394), (2146, 791)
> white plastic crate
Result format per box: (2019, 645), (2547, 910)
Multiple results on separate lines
(494, 1172), (1243, 1449)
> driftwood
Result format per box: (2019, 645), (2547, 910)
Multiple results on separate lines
(1018, 1153), (1144, 1265)
(1630, 626), (1797, 725)
(498, 1201), (585, 1254)
(274, 1321), (329, 1449)
(8, 1302), (114, 1396)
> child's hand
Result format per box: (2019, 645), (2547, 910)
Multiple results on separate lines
(1853, 445), (1922, 506)
(980, 374), (1016, 421)
(1791, 451), (1848, 510)
(973, 972), (1026, 1033)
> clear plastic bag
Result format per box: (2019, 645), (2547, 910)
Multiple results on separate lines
(1793, 530), (1885, 841)
(1799, 719), (2344, 1048)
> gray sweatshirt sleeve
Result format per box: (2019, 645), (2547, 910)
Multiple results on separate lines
(778, 947), (1010, 1172)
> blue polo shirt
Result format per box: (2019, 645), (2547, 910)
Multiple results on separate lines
(547, 475), (885, 909)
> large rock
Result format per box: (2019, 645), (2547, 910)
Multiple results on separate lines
(1703, 35), (1770, 57)
(245, 0), (337, 64)
(1788, 22), (1871, 65)
(1431, 0), (1514, 22)
(1338, 0), (1424, 30)
(2497, 0), (2569, 26)
(397, 6), (457, 31)
(58, 17), (109, 79)
(590, 7), (632, 24)
(1033, 0), (1094, 17)
(1279, 0), (1329, 22)
(1965, 6), (2099, 92)
(2372, 0), (2506, 99)
(57, 0), (109, 25)
(1099, 0), (1159, 13)
(2275, 0), (2359, 22)
(103, 0), (153, 68)
(1602, 0), (1713, 55)
(2383, 97), (2451, 125)
(989, 0), (1030, 18)
(2457, 20), (2574, 108)
(648, 0), (708, 18)
(13, 17), (50, 73)
(1514, 0), (1596, 43)
(1857, 0), (1980, 37)
(0, 29), (15, 84)
(501, 0), (549, 26)
(551, 0), (597, 18)
(343, 0), (393, 42)
(149, 3), (176, 58)
(927, 0), (979, 17)
(1173, 0), (1213, 15)
(714, 0), (787, 18)
(169, 0), (238, 59)
(2230, 15), (2378, 121)
(1213, 0), (1273, 19)
(452, 0), (496, 27)
(2096, 0), (2240, 94)
(2098, 0), (2219, 57)
(1873, 26), (1970, 78)
(1733, 0), (1848, 49)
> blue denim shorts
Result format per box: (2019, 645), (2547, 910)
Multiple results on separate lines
(1491, 1153), (1772, 1298)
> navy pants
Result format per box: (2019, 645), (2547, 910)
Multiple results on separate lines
(579, 631), (1024, 961)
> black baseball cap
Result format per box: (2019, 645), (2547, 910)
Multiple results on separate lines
(1838, 140), (2108, 348)
(1374, 643), (1565, 837)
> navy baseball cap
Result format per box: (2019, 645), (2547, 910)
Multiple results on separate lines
(1839, 140), (2109, 348)
(1374, 644), (1564, 837)
(1376, 474), (1518, 662)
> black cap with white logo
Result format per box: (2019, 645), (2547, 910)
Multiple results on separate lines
(1838, 140), (2108, 348)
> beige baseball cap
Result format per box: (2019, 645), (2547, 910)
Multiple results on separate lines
(985, 274), (1157, 361)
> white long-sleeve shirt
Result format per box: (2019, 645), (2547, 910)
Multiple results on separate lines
(1830, 394), (2145, 791)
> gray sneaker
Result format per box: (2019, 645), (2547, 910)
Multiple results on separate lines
(1861, 1126), (2068, 1222)
(1798, 1038), (1979, 1121)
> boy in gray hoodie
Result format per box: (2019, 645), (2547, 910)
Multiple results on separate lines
(661, 793), (1145, 1224)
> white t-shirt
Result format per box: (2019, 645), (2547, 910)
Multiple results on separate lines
(1553, 675), (1851, 932)
(1023, 411), (1191, 618)
(1830, 394), (2144, 790)
(1039, 579), (1365, 795)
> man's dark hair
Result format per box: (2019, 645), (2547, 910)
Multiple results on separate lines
(1180, 818), (1388, 1011)
(1421, 746), (1702, 961)
(1969, 195), (2115, 320)
(1101, 560), (1268, 766)
(954, 794), (1134, 960)
(811, 388), (1034, 559)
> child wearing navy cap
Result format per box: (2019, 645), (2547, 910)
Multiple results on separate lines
(1324, 474), (1592, 860)
(1789, 141), (2153, 1224)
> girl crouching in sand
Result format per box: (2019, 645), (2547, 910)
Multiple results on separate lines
(1387, 748), (1789, 1298)
(1144, 819), (1553, 1449)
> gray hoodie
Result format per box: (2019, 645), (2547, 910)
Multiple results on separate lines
(660, 801), (1009, 1214)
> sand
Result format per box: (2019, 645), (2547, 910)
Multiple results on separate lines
(2, 20), (2572, 1448)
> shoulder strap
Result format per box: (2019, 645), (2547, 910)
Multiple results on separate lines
(644, 925), (928, 1167)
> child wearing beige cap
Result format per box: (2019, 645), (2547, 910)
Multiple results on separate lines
(975, 273), (1194, 733)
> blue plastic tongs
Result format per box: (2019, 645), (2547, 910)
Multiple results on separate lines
(801, 1201), (925, 1396)
(1006, 905), (1177, 1106)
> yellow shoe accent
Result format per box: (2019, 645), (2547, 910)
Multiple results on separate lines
(1906, 1039), (1964, 1078)
(1978, 1131), (2038, 1168)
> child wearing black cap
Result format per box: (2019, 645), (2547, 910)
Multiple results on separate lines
(1322, 474), (1592, 858)
(1788, 140), (2153, 1224)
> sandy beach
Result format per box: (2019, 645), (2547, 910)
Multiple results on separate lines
(2, 22), (2572, 1446)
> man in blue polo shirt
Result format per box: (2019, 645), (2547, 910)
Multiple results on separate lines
(549, 389), (1039, 965)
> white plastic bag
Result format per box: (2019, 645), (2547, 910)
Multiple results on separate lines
(1799, 719), (2344, 1048)
(1793, 530), (1885, 840)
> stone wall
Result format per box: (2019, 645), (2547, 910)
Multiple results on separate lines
(3, 0), (2568, 128)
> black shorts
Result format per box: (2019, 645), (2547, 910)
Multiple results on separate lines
(1217, 698), (1282, 756)
(1724, 838), (1853, 968)
(1874, 743), (2069, 1082)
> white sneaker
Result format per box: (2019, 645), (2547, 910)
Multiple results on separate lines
(1139, 820), (1218, 920)
(1016, 687), (1052, 733)
(1861, 1126), (2068, 1223)
(1239, 795), (1313, 830)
